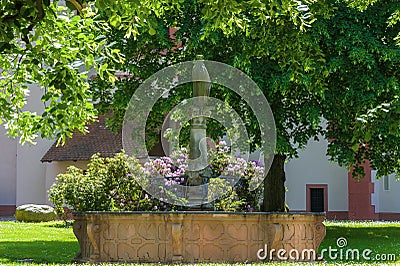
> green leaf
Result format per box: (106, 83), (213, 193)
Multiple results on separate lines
(352, 143), (359, 152)
(149, 27), (156, 36)
(109, 14), (121, 28)
(364, 131), (371, 142)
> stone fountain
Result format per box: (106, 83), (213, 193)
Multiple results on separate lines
(71, 57), (326, 263)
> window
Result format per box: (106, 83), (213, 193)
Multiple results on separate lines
(310, 188), (324, 212)
(383, 176), (390, 191)
(306, 184), (328, 213)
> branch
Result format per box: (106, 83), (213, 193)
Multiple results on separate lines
(66, 0), (83, 15)
(35, 0), (45, 21)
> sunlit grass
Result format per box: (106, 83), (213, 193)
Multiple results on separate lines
(321, 220), (400, 264)
(0, 221), (78, 265)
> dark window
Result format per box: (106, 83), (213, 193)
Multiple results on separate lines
(384, 176), (390, 191)
(310, 188), (324, 212)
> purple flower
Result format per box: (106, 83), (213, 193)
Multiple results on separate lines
(219, 140), (227, 146)
(254, 160), (263, 166)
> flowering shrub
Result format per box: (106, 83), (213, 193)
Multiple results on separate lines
(49, 142), (265, 216)
(207, 141), (264, 212)
(48, 153), (179, 219)
(143, 141), (265, 212)
(144, 148), (188, 177)
(142, 148), (188, 205)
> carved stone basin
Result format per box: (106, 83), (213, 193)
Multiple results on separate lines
(72, 211), (326, 263)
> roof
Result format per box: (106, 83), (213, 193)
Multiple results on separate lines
(41, 115), (165, 162)
(41, 116), (122, 162)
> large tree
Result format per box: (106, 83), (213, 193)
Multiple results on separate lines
(91, 0), (331, 211)
(92, 0), (400, 211)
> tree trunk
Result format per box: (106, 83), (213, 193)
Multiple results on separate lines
(263, 154), (287, 212)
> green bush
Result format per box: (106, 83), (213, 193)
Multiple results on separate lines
(207, 141), (264, 212)
(207, 178), (245, 211)
(207, 177), (263, 212)
(48, 152), (174, 218)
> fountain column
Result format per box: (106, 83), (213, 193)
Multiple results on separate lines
(186, 55), (211, 198)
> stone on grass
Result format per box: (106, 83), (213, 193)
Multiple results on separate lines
(15, 204), (56, 222)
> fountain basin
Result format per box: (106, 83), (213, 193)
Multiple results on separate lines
(72, 211), (325, 263)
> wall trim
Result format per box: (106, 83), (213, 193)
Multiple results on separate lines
(379, 213), (400, 221)
(0, 205), (16, 216)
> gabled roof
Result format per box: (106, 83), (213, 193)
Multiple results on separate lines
(41, 116), (122, 162)
(41, 115), (166, 162)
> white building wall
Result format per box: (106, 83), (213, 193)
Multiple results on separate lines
(15, 84), (54, 205)
(1, 84), (93, 207)
(0, 127), (17, 205)
(0, 122), (53, 207)
(373, 171), (400, 213)
(16, 140), (53, 205)
(285, 137), (349, 212)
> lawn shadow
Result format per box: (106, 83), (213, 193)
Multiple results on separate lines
(45, 220), (75, 228)
(0, 240), (79, 264)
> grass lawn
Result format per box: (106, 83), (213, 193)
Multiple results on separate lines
(0, 220), (399, 265)
(321, 221), (400, 265)
(0, 221), (77, 265)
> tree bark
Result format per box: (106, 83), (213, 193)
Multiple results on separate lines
(263, 154), (287, 212)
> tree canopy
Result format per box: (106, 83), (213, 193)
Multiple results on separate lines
(90, 0), (400, 211)
(319, 0), (400, 179)
(1, 0), (397, 145)
(0, 0), (333, 143)
(0, 1), (123, 143)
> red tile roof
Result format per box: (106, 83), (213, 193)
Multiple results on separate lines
(41, 115), (166, 162)
(41, 116), (122, 162)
